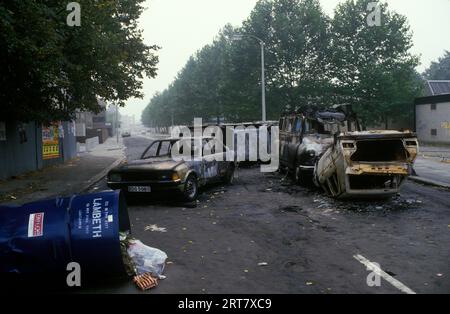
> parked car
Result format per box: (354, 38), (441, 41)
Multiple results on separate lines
(121, 131), (131, 138)
(107, 137), (236, 201)
(279, 106), (360, 184)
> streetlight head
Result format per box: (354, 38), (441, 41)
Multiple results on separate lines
(230, 34), (243, 41)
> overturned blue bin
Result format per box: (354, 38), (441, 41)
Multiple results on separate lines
(0, 190), (130, 276)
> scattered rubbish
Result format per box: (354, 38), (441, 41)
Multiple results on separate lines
(124, 238), (168, 278)
(306, 281), (314, 286)
(9, 195), (17, 200)
(244, 269), (249, 273)
(385, 270), (396, 277)
(258, 262), (268, 267)
(144, 224), (167, 233)
(133, 272), (159, 291)
(437, 273), (443, 277)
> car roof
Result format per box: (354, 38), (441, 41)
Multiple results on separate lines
(157, 137), (214, 141)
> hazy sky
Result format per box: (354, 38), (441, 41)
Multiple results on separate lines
(122, 0), (450, 119)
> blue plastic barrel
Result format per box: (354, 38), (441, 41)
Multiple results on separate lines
(0, 190), (130, 276)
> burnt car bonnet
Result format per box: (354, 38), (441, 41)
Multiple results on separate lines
(116, 159), (184, 172)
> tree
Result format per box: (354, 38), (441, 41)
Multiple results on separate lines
(424, 51), (450, 80)
(0, 0), (159, 123)
(142, 0), (333, 126)
(141, 0), (421, 129)
(330, 0), (421, 127)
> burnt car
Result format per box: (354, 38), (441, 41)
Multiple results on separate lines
(279, 107), (360, 184)
(314, 130), (418, 199)
(107, 137), (236, 202)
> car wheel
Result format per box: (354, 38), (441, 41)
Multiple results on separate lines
(183, 175), (198, 202)
(295, 166), (313, 185)
(222, 165), (235, 184)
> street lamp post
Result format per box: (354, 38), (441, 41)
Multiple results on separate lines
(231, 34), (266, 122)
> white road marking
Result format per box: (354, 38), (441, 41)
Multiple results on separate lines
(353, 254), (416, 294)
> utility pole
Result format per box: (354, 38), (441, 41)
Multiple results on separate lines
(260, 40), (266, 122)
(115, 104), (119, 144)
(231, 34), (267, 122)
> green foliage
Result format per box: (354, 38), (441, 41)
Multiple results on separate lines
(330, 0), (421, 127)
(0, 0), (159, 123)
(424, 51), (450, 80)
(142, 0), (420, 128)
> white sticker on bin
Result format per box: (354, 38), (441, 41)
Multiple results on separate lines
(108, 215), (114, 223)
(28, 212), (44, 238)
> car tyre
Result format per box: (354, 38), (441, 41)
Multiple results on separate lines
(295, 166), (313, 186)
(183, 174), (198, 202)
(222, 165), (235, 184)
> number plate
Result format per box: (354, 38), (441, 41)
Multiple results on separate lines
(128, 186), (151, 193)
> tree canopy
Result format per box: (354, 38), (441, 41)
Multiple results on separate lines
(0, 0), (159, 123)
(423, 51), (450, 80)
(142, 0), (421, 129)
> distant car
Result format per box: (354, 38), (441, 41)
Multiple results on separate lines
(107, 137), (236, 201)
(121, 131), (131, 138)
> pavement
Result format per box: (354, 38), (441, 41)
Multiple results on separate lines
(0, 136), (125, 206)
(410, 145), (450, 189)
(76, 135), (450, 294)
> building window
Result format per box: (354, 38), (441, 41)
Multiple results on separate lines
(431, 129), (437, 136)
(431, 103), (437, 110)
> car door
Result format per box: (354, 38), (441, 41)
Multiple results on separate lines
(280, 117), (295, 166)
(202, 139), (220, 183)
(287, 117), (303, 168)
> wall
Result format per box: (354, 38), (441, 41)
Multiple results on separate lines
(416, 102), (450, 144)
(0, 122), (41, 179)
(0, 121), (77, 180)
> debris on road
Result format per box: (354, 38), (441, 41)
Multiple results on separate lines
(133, 272), (159, 291)
(144, 224), (167, 233)
(258, 262), (269, 267)
(121, 235), (168, 291)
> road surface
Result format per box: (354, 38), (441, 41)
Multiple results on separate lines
(85, 135), (450, 294)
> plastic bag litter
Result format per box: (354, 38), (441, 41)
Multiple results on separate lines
(126, 239), (168, 277)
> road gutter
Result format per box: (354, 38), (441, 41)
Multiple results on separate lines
(81, 156), (126, 193)
(408, 176), (450, 189)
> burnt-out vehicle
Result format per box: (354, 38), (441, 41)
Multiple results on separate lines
(279, 107), (360, 184)
(314, 130), (418, 199)
(107, 137), (236, 202)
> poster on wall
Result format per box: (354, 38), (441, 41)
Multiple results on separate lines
(0, 122), (6, 141)
(42, 122), (60, 160)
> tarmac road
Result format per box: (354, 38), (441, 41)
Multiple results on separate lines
(85, 135), (450, 294)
